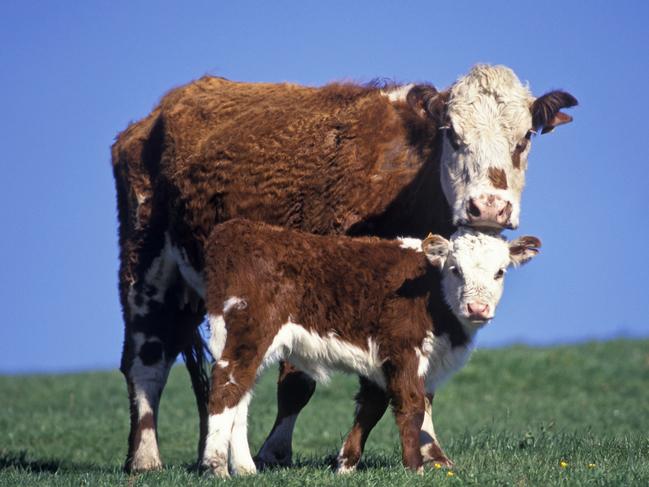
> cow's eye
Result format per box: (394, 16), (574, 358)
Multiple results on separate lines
(494, 269), (505, 279)
(515, 138), (528, 153)
(450, 266), (462, 278)
(444, 126), (462, 151)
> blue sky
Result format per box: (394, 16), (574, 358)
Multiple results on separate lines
(1, 1), (647, 372)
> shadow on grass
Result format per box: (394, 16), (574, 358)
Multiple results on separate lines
(0, 450), (117, 474)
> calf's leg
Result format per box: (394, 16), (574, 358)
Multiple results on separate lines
(255, 361), (316, 468)
(385, 359), (426, 472)
(203, 306), (267, 477)
(336, 377), (389, 473)
(420, 393), (453, 467)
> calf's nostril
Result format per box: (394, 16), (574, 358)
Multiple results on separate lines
(468, 199), (481, 217)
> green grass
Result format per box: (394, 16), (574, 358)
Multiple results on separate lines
(1, 339), (648, 486)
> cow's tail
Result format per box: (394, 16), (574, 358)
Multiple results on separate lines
(183, 325), (212, 460)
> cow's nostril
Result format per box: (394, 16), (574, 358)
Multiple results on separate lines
(498, 201), (513, 218)
(468, 199), (481, 217)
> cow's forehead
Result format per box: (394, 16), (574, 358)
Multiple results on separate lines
(450, 229), (510, 271)
(447, 65), (534, 140)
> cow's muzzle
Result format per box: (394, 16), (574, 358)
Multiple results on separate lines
(466, 195), (513, 229)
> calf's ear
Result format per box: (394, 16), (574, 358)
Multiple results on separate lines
(531, 90), (578, 134)
(509, 236), (542, 267)
(406, 85), (448, 124)
(422, 233), (451, 268)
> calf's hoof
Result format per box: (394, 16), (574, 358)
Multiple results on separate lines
(201, 455), (230, 478)
(424, 456), (454, 469)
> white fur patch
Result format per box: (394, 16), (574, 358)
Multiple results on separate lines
(262, 321), (386, 388)
(127, 239), (177, 318)
(203, 405), (237, 477)
(229, 391), (256, 475)
(223, 296), (247, 314)
(207, 314), (227, 361)
(415, 332), (474, 391)
(166, 233), (205, 298)
(381, 83), (414, 102)
(398, 237), (423, 252)
(131, 428), (162, 470)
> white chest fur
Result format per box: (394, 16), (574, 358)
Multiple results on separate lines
(415, 332), (474, 392)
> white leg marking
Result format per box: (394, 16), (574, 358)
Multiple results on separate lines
(129, 333), (172, 470)
(203, 406), (237, 477)
(419, 397), (439, 456)
(336, 441), (357, 474)
(256, 414), (298, 466)
(229, 392), (256, 475)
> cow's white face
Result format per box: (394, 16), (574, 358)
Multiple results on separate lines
(433, 65), (577, 230)
(423, 228), (540, 329)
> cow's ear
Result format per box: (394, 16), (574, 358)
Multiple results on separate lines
(509, 236), (541, 267)
(406, 85), (448, 124)
(422, 233), (451, 268)
(531, 90), (578, 134)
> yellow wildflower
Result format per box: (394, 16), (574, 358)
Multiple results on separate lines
(434, 463), (442, 469)
(588, 463), (597, 469)
(560, 460), (569, 468)
(447, 471), (455, 477)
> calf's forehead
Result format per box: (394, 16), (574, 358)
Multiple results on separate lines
(450, 232), (510, 271)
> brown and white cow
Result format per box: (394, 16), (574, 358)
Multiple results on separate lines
(111, 64), (575, 471)
(200, 219), (540, 476)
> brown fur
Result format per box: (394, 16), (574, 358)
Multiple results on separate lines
(203, 219), (469, 471)
(487, 167), (508, 189)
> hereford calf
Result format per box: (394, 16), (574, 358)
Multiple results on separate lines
(201, 219), (540, 476)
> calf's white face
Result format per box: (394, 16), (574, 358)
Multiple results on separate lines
(423, 228), (540, 328)
(436, 65), (577, 230)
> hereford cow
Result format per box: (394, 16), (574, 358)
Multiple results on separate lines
(111, 64), (576, 471)
(200, 219), (541, 476)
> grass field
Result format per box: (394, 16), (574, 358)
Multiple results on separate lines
(1, 339), (648, 486)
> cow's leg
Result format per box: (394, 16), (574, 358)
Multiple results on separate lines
(385, 359), (426, 473)
(420, 393), (453, 467)
(202, 306), (265, 477)
(119, 232), (206, 472)
(121, 321), (174, 472)
(255, 361), (316, 468)
(336, 377), (389, 473)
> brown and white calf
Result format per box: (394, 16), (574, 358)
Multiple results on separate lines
(111, 64), (574, 471)
(201, 219), (541, 476)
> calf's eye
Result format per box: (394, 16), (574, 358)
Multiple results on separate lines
(450, 266), (462, 278)
(494, 269), (505, 279)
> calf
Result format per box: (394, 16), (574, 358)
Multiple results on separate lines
(201, 219), (540, 476)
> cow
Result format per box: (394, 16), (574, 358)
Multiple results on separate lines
(200, 219), (541, 476)
(111, 64), (576, 471)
